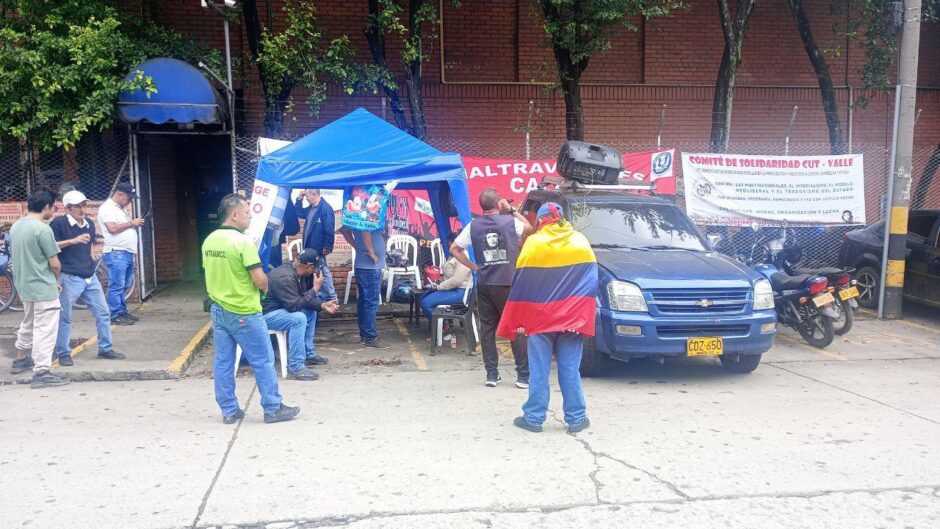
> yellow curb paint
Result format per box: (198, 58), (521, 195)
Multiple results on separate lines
(168, 321), (212, 374)
(885, 260), (905, 288)
(889, 207), (909, 234)
(394, 319), (428, 372)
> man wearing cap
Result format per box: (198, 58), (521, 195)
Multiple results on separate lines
(450, 188), (533, 388)
(50, 191), (126, 366)
(262, 249), (340, 380)
(98, 182), (145, 325)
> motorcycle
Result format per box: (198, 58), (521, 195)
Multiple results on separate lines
(752, 225), (859, 336)
(739, 227), (839, 348)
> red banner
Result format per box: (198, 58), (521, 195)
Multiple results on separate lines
(386, 148), (676, 242)
(462, 148), (676, 213)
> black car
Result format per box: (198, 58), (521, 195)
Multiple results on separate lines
(838, 209), (940, 309)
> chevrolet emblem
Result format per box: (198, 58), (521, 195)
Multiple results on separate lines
(696, 299), (713, 308)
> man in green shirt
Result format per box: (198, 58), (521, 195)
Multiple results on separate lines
(9, 188), (70, 388)
(203, 194), (298, 424)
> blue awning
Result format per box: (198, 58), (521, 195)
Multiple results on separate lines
(118, 58), (228, 126)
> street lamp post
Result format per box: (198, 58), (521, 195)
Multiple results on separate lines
(202, 0), (239, 190)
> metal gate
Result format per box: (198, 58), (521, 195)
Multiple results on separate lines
(130, 134), (158, 300)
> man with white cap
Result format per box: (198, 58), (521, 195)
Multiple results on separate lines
(50, 190), (125, 365)
(98, 182), (145, 325)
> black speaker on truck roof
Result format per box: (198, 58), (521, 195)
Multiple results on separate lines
(556, 141), (623, 185)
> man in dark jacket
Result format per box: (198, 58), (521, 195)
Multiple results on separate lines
(295, 189), (337, 300)
(263, 249), (340, 381)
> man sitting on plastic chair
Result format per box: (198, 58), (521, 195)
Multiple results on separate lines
(262, 249), (340, 381)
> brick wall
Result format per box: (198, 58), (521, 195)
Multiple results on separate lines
(145, 136), (181, 282)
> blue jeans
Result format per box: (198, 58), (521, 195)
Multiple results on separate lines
(319, 263), (337, 301)
(264, 308), (318, 372)
(355, 268), (382, 342)
(210, 304), (283, 416)
(523, 332), (588, 427)
(420, 288), (465, 328)
(103, 251), (135, 319)
(55, 273), (113, 358)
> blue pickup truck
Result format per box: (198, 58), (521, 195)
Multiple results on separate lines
(521, 188), (777, 375)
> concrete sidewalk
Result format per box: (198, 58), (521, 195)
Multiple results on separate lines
(0, 282), (211, 385)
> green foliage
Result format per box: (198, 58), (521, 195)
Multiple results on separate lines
(540, 0), (684, 67)
(0, 0), (222, 151)
(257, 0), (392, 119)
(829, 0), (937, 106)
(369, 0), (455, 66)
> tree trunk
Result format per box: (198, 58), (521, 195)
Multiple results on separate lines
(404, 62), (427, 140)
(561, 73), (585, 141)
(787, 0), (845, 155)
(912, 144), (940, 210)
(710, 47), (737, 152)
(710, 0), (756, 153)
(243, 0), (292, 137)
(365, 0), (411, 133)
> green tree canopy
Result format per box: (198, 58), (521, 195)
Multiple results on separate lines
(0, 0), (221, 151)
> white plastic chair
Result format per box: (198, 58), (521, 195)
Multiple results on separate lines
(286, 239), (303, 261)
(430, 238), (445, 267)
(433, 277), (479, 349)
(234, 329), (288, 378)
(384, 234), (422, 302)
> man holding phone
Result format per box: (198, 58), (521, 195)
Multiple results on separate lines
(262, 249), (339, 380)
(294, 189), (337, 300)
(98, 182), (145, 325)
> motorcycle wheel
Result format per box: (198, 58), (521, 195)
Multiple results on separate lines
(797, 305), (835, 348)
(831, 297), (854, 335)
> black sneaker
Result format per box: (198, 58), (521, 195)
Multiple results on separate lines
(513, 416), (543, 433)
(112, 315), (135, 326)
(515, 376), (529, 389)
(287, 367), (320, 381)
(363, 339), (389, 350)
(485, 371), (502, 387)
(97, 350), (126, 360)
(222, 408), (245, 425)
(264, 404), (300, 424)
(305, 356), (329, 366)
(58, 354), (74, 367)
(123, 312), (139, 322)
(567, 417), (591, 434)
(31, 370), (70, 389)
(10, 357), (34, 375)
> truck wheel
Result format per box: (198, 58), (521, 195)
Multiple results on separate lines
(579, 337), (605, 377)
(855, 265), (880, 310)
(719, 353), (762, 373)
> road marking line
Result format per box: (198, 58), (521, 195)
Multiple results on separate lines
(777, 335), (847, 361)
(167, 321), (212, 375)
(874, 331), (937, 348)
(394, 319), (428, 371)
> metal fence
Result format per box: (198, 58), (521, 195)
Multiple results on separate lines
(230, 135), (940, 274)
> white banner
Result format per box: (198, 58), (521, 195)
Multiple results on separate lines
(682, 153), (866, 227)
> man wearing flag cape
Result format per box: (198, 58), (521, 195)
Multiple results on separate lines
(497, 202), (598, 434)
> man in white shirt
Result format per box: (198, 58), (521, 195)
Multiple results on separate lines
(98, 182), (145, 325)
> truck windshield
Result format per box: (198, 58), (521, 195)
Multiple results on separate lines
(570, 201), (708, 251)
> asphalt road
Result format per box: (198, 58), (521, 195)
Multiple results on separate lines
(1, 309), (939, 529)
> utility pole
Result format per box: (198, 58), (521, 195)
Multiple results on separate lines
(879, 0), (921, 319)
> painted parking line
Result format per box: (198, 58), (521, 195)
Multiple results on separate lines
(167, 321), (212, 375)
(776, 334), (848, 361)
(894, 318), (940, 336)
(394, 319), (428, 371)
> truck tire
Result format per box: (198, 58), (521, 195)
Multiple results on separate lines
(579, 337), (605, 377)
(719, 353), (762, 373)
(855, 265), (880, 310)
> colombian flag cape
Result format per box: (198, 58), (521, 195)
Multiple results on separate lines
(497, 220), (598, 340)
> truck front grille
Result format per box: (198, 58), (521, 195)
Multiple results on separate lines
(647, 288), (751, 314)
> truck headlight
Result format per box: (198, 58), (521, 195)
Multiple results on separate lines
(753, 279), (775, 311)
(607, 281), (648, 312)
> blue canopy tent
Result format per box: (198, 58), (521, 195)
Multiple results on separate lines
(255, 108), (473, 267)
